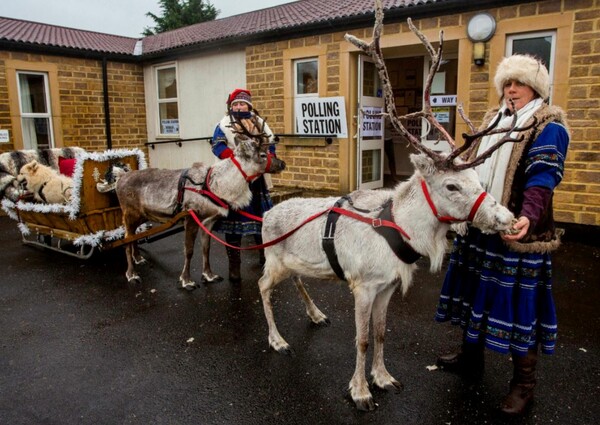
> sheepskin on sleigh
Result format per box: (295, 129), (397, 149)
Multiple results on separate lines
(1, 148), (147, 249)
(0, 147), (84, 202)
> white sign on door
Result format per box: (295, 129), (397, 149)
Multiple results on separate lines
(361, 106), (383, 137)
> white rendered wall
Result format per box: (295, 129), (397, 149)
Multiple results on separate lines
(143, 49), (246, 169)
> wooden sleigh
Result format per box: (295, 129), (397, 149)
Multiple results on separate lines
(2, 149), (187, 259)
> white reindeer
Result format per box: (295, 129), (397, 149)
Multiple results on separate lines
(258, 2), (527, 411)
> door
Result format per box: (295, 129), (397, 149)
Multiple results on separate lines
(420, 56), (458, 153)
(357, 55), (384, 190)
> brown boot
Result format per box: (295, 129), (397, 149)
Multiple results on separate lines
(437, 339), (485, 381)
(225, 234), (242, 283)
(500, 348), (538, 416)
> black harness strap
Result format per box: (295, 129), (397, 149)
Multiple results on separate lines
(374, 200), (421, 265)
(322, 198), (422, 281)
(173, 169), (190, 215)
(37, 181), (48, 203)
(322, 197), (347, 281)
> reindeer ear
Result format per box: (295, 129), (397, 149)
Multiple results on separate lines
(410, 153), (437, 176)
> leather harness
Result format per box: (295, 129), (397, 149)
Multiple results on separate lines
(322, 197), (421, 281)
(173, 168), (226, 215)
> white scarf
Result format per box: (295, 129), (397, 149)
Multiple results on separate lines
(475, 97), (543, 203)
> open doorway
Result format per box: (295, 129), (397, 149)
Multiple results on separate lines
(382, 55), (458, 187)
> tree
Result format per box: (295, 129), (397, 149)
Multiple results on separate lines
(143, 0), (219, 36)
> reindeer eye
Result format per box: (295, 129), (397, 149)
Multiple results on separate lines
(446, 184), (459, 192)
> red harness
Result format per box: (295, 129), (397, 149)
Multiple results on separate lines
(420, 179), (487, 224)
(230, 156), (266, 182)
(183, 158), (265, 221)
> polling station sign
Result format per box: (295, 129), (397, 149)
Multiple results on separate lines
(360, 106), (383, 137)
(295, 97), (348, 137)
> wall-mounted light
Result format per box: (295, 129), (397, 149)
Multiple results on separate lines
(466, 13), (496, 66)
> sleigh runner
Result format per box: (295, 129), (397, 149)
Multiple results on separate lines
(0, 148), (182, 259)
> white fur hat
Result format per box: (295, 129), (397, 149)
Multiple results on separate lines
(494, 54), (550, 100)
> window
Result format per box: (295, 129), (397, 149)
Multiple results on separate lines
(17, 72), (54, 149)
(156, 64), (179, 136)
(294, 58), (318, 96)
(506, 31), (556, 101)
(361, 60), (382, 98)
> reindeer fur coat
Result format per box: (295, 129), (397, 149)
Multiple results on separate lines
(470, 103), (569, 253)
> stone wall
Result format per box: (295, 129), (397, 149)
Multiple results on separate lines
(246, 0), (600, 225)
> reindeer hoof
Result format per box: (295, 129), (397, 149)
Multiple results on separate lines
(271, 344), (294, 356)
(127, 274), (141, 284)
(311, 317), (331, 328)
(134, 257), (147, 265)
(354, 396), (376, 412)
(373, 379), (403, 393)
(179, 280), (197, 291)
(202, 273), (223, 284)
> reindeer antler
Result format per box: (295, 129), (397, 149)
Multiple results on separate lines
(447, 101), (538, 170)
(228, 113), (270, 146)
(345, 0), (536, 171)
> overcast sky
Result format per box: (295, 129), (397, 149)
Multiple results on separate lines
(0, 0), (295, 38)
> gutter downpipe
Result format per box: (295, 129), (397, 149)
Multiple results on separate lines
(102, 56), (113, 149)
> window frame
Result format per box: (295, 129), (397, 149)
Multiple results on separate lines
(155, 63), (180, 138)
(16, 70), (55, 149)
(506, 30), (556, 102)
(294, 57), (319, 97)
(4, 60), (63, 150)
(487, 12), (571, 111)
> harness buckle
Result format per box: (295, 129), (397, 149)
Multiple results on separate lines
(371, 218), (382, 228)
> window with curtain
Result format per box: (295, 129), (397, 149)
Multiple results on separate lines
(17, 72), (53, 149)
(156, 64), (180, 136)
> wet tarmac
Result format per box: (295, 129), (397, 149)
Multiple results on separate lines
(1, 215), (599, 425)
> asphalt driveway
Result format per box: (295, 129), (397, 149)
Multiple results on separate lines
(0, 215), (598, 425)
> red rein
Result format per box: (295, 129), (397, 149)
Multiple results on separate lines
(186, 178), (488, 252)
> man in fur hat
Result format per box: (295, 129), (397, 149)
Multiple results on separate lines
(210, 88), (277, 283)
(434, 54), (570, 416)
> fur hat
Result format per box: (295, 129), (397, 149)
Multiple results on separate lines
(227, 88), (253, 109)
(494, 54), (550, 100)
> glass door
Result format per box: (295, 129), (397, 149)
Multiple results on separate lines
(421, 56), (458, 153)
(357, 55), (384, 190)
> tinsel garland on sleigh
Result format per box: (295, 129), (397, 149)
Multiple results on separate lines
(2, 148), (148, 248)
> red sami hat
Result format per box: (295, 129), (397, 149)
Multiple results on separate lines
(227, 88), (253, 109)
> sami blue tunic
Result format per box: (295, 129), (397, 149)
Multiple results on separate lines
(435, 122), (569, 357)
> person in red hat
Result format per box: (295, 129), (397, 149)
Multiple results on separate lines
(210, 88), (277, 283)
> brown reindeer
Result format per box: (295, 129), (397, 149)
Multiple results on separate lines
(116, 130), (285, 289)
(257, 1), (532, 411)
